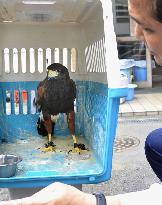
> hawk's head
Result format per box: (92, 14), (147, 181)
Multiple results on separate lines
(47, 63), (70, 79)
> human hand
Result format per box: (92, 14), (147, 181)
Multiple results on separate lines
(0, 182), (96, 205)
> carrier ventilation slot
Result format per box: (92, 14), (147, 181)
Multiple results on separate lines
(3, 47), (77, 74)
(85, 37), (106, 72)
(5, 89), (36, 115)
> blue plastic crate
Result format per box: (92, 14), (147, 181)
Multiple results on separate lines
(134, 60), (147, 81)
(0, 81), (127, 188)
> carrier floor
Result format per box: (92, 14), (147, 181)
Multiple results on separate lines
(0, 135), (102, 179)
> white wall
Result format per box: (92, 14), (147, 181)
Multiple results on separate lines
(0, 23), (85, 49)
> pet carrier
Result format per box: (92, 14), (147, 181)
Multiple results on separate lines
(0, 0), (128, 191)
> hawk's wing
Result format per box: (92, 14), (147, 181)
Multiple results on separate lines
(34, 79), (46, 111)
(70, 79), (76, 100)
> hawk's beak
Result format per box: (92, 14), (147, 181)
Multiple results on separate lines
(48, 70), (59, 78)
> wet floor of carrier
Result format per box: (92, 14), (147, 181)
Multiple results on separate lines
(0, 136), (102, 178)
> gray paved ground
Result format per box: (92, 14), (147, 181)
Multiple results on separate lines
(83, 116), (161, 195)
(0, 116), (161, 200)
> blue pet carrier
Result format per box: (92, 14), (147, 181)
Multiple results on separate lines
(0, 0), (127, 195)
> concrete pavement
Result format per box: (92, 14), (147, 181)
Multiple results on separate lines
(83, 116), (161, 195)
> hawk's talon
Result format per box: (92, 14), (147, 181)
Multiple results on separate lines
(45, 143), (48, 148)
(68, 143), (88, 154)
(68, 147), (80, 154)
(39, 141), (56, 152)
(40, 145), (55, 153)
(70, 134), (88, 154)
(44, 141), (55, 148)
(74, 146), (81, 154)
(48, 141), (56, 147)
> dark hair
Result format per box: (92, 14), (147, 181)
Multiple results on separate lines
(129, 0), (162, 23)
(154, 0), (162, 22)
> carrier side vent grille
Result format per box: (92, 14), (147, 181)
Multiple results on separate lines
(30, 13), (50, 22)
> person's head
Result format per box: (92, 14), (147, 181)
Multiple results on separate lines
(128, 0), (162, 65)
